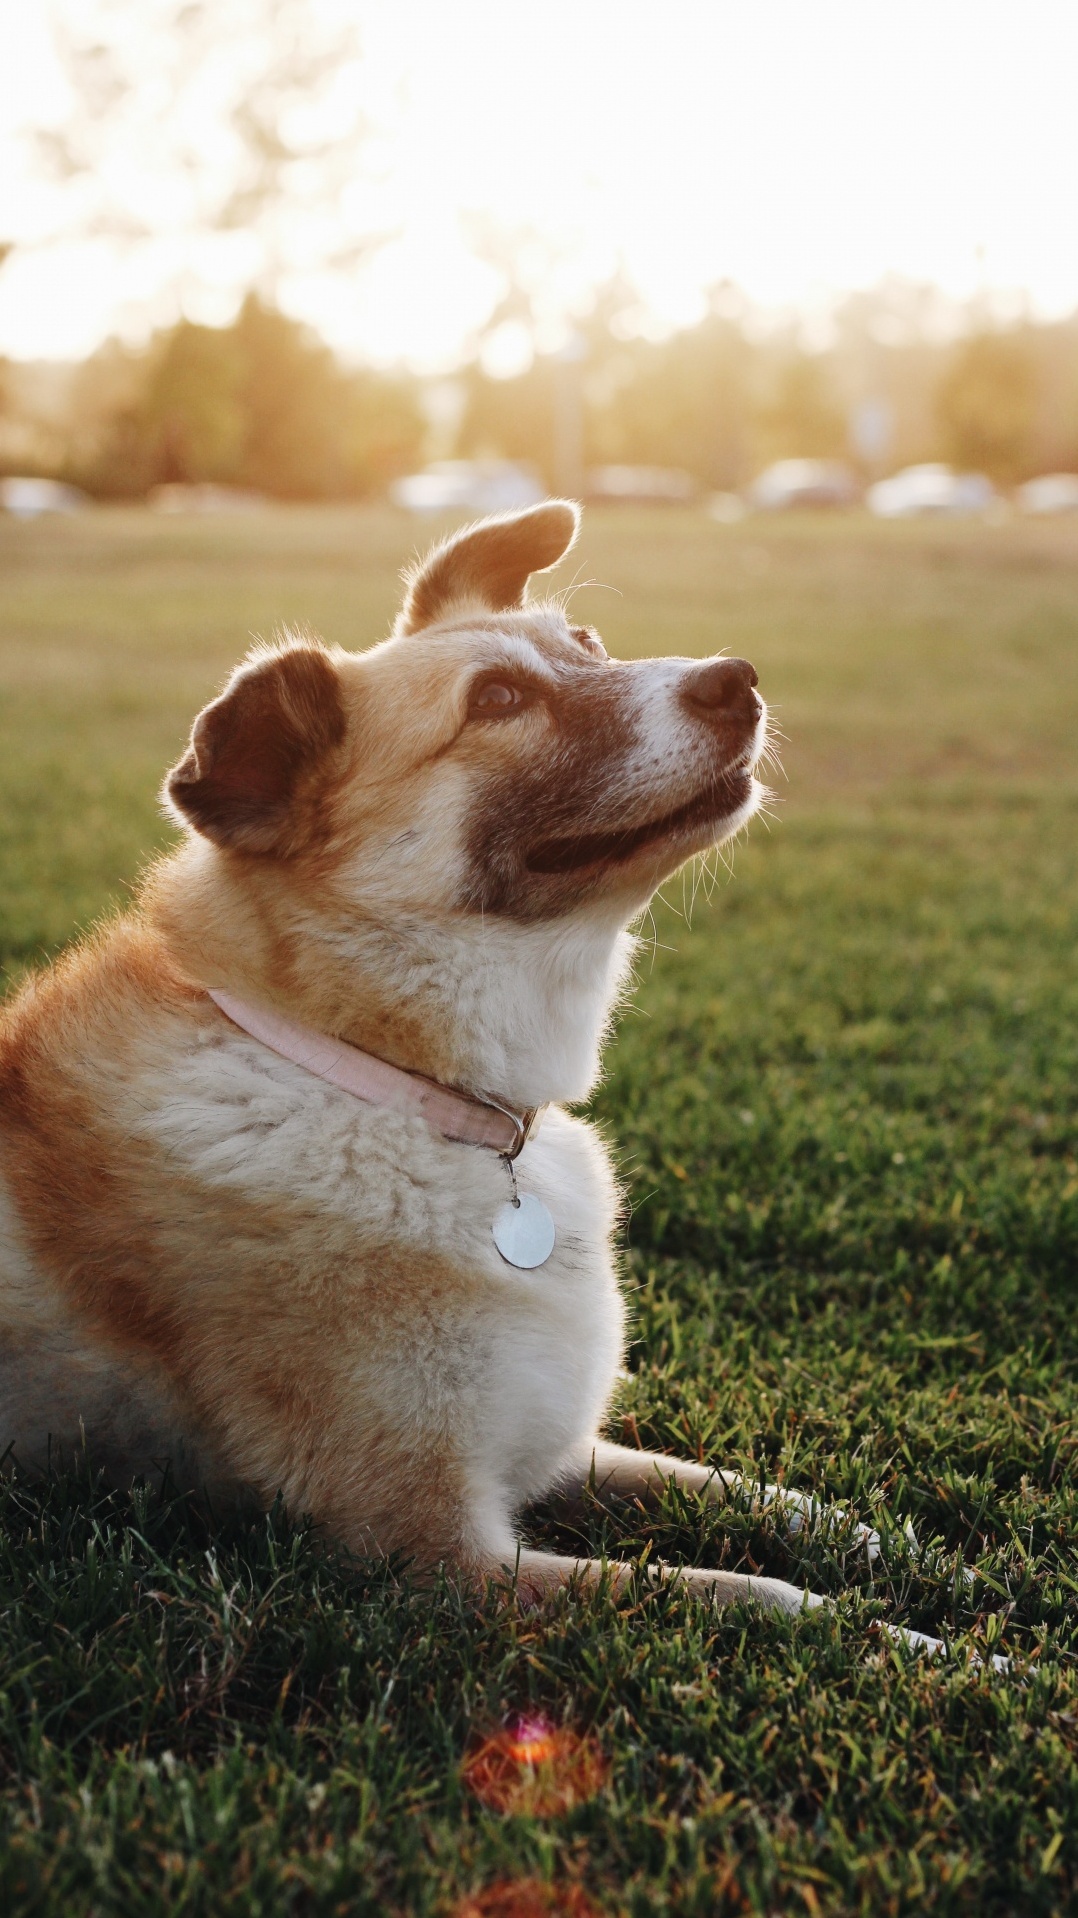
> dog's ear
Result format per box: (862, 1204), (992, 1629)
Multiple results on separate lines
(163, 641), (347, 854)
(396, 499), (580, 636)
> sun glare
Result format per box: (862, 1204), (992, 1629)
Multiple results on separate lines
(0, 0), (1077, 364)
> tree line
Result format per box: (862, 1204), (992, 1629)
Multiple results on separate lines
(2, 283), (1078, 500)
(458, 285), (1078, 493)
(23, 297), (426, 501)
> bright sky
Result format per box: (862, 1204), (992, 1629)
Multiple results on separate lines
(1, 0), (1077, 367)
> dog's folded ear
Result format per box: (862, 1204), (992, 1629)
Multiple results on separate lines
(396, 499), (580, 636)
(163, 640), (346, 854)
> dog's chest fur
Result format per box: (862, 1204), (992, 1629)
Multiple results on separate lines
(146, 1022), (626, 1499)
(0, 998), (625, 1541)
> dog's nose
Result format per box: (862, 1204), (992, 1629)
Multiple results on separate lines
(681, 656), (759, 718)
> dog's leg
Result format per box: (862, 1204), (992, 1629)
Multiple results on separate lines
(491, 1545), (823, 1616)
(559, 1438), (730, 1504)
(559, 1439), (881, 1563)
(540, 1447), (1009, 1672)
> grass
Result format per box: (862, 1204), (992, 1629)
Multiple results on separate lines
(1, 504), (1077, 1914)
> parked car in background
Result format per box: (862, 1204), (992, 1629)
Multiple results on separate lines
(586, 465), (696, 504)
(866, 464), (995, 518)
(391, 460), (544, 515)
(149, 484), (267, 514)
(1016, 473), (1078, 516)
(707, 492), (748, 522)
(0, 477), (89, 518)
(748, 459), (858, 511)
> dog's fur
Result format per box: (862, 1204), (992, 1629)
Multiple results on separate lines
(0, 501), (824, 1614)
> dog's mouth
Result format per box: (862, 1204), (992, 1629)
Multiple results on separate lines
(525, 768), (754, 876)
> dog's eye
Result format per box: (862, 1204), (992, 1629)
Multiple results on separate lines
(468, 678), (530, 718)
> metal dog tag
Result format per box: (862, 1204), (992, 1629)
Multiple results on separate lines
(492, 1193), (556, 1270)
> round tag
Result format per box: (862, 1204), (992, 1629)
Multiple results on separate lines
(492, 1193), (556, 1270)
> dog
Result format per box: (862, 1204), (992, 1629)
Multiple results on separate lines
(0, 500), (834, 1616)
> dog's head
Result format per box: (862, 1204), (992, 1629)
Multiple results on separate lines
(163, 502), (768, 931)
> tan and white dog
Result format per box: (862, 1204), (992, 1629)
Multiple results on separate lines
(0, 501), (828, 1615)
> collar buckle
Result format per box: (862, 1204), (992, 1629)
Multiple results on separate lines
(482, 1098), (544, 1160)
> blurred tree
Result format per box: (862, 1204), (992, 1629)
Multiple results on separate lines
(344, 366), (430, 497)
(1027, 316), (1078, 475)
(457, 274), (755, 491)
(137, 323), (245, 485)
(71, 299), (424, 499)
(456, 233), (616, 487)
(32, 1), (386, 305)
(229, 297), (351, 497)
(0, 249), (12, 454)
(588, 314), (754, 489)
(60, 342), (155, 496)
(830, 284), (948, 473)
(230, 299), (424, 497)
(936, 330), (1038, 482)
(457, 359), (559, 481)
(755, 352), (845, 462)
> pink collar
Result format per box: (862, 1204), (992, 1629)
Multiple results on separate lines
(207, 989), (539, 1159)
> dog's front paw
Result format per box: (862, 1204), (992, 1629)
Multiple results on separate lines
(745, 1574), (827, 1616)
(878, 1621), (1011, 1675)
(681, 1567), (826, 1616)
(762, 1486), (887, 1564)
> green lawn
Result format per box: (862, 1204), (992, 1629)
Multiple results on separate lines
(1, 505), (1077, 1914)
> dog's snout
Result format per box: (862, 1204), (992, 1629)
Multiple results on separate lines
(681, 656), (759, 720)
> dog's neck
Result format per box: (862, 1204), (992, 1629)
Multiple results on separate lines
(148, 843), (638, 1109)
(325, 911), (638, 1109)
